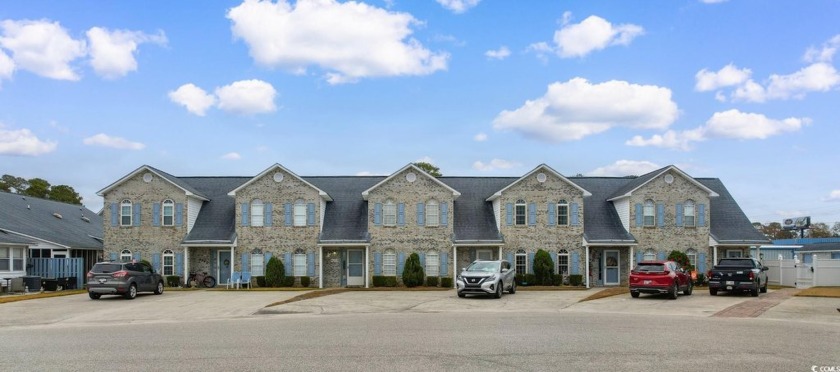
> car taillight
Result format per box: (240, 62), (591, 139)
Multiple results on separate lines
(749, 271), (755, 280)
(112, 270), (128, 278)
(707, 270), (713, 278)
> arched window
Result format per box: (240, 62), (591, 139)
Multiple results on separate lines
(515, 199), (527, 226)
(383, 199), (397, 226)
(293, 248), (306, 277)
(162, 199), (175, 226)
(426, 200), (439, 227)
(683, 200), (696, 227)
(251, 199), (264, 227)
(426, 250), (439, 277)
(557, 199), (569, 226)
(557, 249), (569, 276)
(515, 249), (527, 274)
(163, 249), (175, 275)
(643, 200), (655, 227)
(294, 199), (306, 226)
(686, 248), (697, 270)
(120, 249), (132, 262)
(643, 248), (656, 261)
(120, 200), (132, 226)
(383, 249), (397, 276)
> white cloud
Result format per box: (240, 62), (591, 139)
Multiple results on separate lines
(473, 132), (488, 142)
(626, 109), (809, 150)
(415, 156), (435, 164)
(0, 49), (14, 81)
(221, 152), (241, 160)
(0, 19), (86, 80)
(803, 34), (840, 63)
(86, 27), (167, 79)
(694, 64), (751, 91)
(472, 159), (521, 171)
(700, 0), (728, 3)
(485, 46), (510, 60)
(493, 78), (678, 142)
(542, 14), (643, 58)
(227, 0), (448, 84)
(826, 190), (840, 202)
(168, 83), (217, 116)
(436, 0), (480, 13)
(588, 160), (661, 177)
(214, 79), (277, 115)
(83, 133), (145, 150)
(731, 63), (840, 102)
(0, 125), (57, 156)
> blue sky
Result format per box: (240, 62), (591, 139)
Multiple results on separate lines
(1, 0), (839, 225)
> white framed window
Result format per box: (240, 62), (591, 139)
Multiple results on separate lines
(251, 199), (264, 227)
(426, 200), (439, 227)
(643, 248), (656, 262)
(250, 254), (264, 276)
(293, 248), (306, 277)
(162, 199), (175, 226)
(683, 200), (696, 227)
(686, 248), (697, 269)
(557, 199), (569, 226)
(120, 249), (132, 262)
(557, 249), (569, 276)
(383, 199), (397, 226)
(643, 200), (655, 227)
(726, 249), (743, 258)
(0, 247), (24, 271)
(163, 249), (175, 276)
(120, 199), (132, 226)
(426, 250), (439, 277)
(383, 249), (396, 276)
(294, 199), (306, 227)
(515, 199), (526, 226)
(515, 249), (527, 274)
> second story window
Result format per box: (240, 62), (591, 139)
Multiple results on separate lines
(251, 199), (264, 227)
(383, 199), (397, 226)
(683, 200), (696, 227)
(643, 200), (655, 227)
(294, 199), (306, 226)
(162, 199), (174, 226)
(515, 199), (526, 226)
(557, 199), (569, 226)
(426, 200), (439, 227)
(120, 200), (132, 226)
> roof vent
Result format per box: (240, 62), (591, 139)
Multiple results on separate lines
(81, 216), (90, 223)
(53, 212), (63, 219)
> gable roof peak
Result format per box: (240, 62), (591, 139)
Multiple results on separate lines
(486, 164), (591, 201)
(227, 163), (333, 201)
(96, 164), (209, 200)
(607, 164), (719, 201)
(361, 163), (461, 201)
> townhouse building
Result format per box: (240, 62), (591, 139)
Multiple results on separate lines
(97, 163), (767, 288)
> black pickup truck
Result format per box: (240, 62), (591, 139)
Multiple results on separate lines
(707, 257), (769, 297)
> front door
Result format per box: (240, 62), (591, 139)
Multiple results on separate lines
(347, 249), (364, 286)
(477, 249), (493, 261)
(604, 250), (619, 285)
(218, 251), (231, 284)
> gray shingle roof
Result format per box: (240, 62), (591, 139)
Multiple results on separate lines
(0, 191), (103, 249)
(180, 177), (250, 244)
(799, 242), (840, 252)
(697, 178), (769, 245)
(440, 177), (512, 242)
(306, 177), (383, 242)
(607, 166), (669, 200)
(571, 177), (637, 243)
(146, 166), (209, 200)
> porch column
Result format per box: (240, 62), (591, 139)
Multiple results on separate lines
(453, 245), (457, 288)
(365, 245), (370, 288)
(585, 245), (590, 289)
(629, 246), (634, 270)
(318, 246), (323, 289)
(498, 246), (502, 261)
(713, 246), (718, 266)
(231, 246), (235, 285)
(184, 247), (189, 285)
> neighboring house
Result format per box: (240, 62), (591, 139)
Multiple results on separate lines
(754, 238), (840, 262)
(0, 191), (103, 285)
(98, 163), (767, 288)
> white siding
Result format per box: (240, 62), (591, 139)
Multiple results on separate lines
(493, 200), (501, 231)
(613, 198), (630, 231)
(188, 197), (202, 233)
(320, 199), (326, 233)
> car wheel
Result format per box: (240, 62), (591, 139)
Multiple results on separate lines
(684, 281), (693, 296)
(760, 280), (768, 293)
(751, 285), (759, 297)
(630, 291), (640, 298)
(154, 281), (164, 295)
(88, 292), (101, 300)
(710, 288), (718, 296)
(669, 282), (679, 300)
(457, 291), (466, 298)
(124, 284), (137, 300)
(509, 280), (516, 294)
(494, 282), (503, 299)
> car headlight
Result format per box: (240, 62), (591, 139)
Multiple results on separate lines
(484, 275), (496, 283)
(456, 275), (464, 282)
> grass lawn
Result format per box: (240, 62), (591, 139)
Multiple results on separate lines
(0, 289), (86, 304)
(795, 286), (840, 298)
(579, 287), (629, 302)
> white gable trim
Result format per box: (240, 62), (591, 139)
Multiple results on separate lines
(0, 229), (70, 249)
(361, 163), (461, 201)
(96, 165), (209, 201)
(486, 164), (591, 201)
(607, 165), (718, 201)
(227, 163), (333, 201)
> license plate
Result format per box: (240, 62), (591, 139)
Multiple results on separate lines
(725, 281), (734, 285)
(726, 286), (733, 290)
(98, 278), (107, 284)
(643, 280), (651, 285)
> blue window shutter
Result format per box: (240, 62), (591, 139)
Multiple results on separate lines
(440, 252), (448, 276)
(175, 203), (183, 227)
(133, 252), (141, 261)
(133, 203), (141, 226)
(210, 251), (217, 276)
(528, 203), (536, 226)
(419, 253), (425, 270)
(657, 251), (666, 261)
(307, 253), (315, 277)
(547, 203), (556, 226)
(397, 252), (405, 275)
(264, 252), (273, 267)
(110, 203), (118, 226)
(571, 203), (580, 226)
(241, 253), (249, 273)
(152, 203), (161, 227)
(152, 253), (161, 273)
(417, 203), (425, 225)
(110, 252), (118, 261)
(241, 203), (249, 226)
(264, 203), (272, 227)
(284, 203), (292, 226)
(374, 252), (382, 275)
(698, 253), (706, 273)
(657, 203), (665, 227)
(175, 253), (184, 276)
(440, 203), (448, 226)
(675, 203), (683, 227)
(506, 252), (513, 265)
(284, 253), (292, 276)
(635, 203), (643, 227)
(374, 203), (382, 226)
(551, 251), (558, 270)
(528, 252), (535, 274)
(397, 203), (405, 226)
(505, 203), (513, 226)
(698, 204), (706, 227)
(635, 252), (643, 265)
(571, 252), (580, 275)
(307, 203), (316, 226)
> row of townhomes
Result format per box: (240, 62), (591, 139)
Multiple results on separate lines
(97, 163), (768, 288)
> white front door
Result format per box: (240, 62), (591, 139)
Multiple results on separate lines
(477, 249), (493, 261)
(604, 250), (620, 285)
(347, 249), (365, 286)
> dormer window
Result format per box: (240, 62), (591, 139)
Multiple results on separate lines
(120, 200), (132, 226)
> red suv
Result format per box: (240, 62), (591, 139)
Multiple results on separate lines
(629, 260), (693, 299)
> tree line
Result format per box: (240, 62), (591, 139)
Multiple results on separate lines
(753, 221), (840, 239)
(0, 175), (83, 205)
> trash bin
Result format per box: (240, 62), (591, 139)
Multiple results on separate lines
(65, 277), (77, 290)
(55, 277), (68, 290)
(22, 276), (41, 292)
(42, 279), (58, 291)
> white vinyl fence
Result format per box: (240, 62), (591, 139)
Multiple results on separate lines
(765, 256), (840, 288)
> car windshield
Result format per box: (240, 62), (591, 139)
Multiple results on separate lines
(466, 261), (500, 273)
(634, 263), (666, 272)
(92, 263), (123, 273)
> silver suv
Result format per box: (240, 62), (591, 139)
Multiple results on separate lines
(456, 260), (516, 298)
(87, 261), (164, 300)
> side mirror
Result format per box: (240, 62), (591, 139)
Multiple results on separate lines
(501, 268), (509, 273)
(460, 267), (465, 272)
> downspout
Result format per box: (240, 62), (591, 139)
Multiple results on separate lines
(184, 246), (190, 287)
(453, 244), (457, 289)
(319, 245), (323, 289)
(585, 245), (590, 289)
(365, 244), (370, 288)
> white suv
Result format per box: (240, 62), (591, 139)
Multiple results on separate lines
(456, 260), (516, 298)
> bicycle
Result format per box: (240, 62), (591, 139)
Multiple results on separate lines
(186, 271), (216, 288)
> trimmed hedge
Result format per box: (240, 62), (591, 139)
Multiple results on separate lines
(282, 276), (295, 287)
(384, 276), (398, 287)
(255, 276), (266, 287)
(426, 276), (439, 287)
(373, 275), (398, 287)
(440, 277), (453, 288)
(569, 274), (584, 286)
(165, 275), (181, 287)
(300, 276), (311, 288)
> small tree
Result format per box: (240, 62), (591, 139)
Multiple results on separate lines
(667, 250), (693, 272)
(533, 249), (555, 285)
(265, 256), (285, 287)
(402, 253), (425, 287)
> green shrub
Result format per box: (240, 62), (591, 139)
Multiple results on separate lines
(515, 273), (525, 286)
(300, 276), (311, 288)
(551, 275), (562, 286)
(402, 253), (425, 287)
(694, 273), (706, 286)
(533, 249), (555, 285)
(569, 274), (583, 286)
(372, 276), (386, 287)
(265, 256), (284, 288)
(524, 274), (537, 286)
(384, 276), (398, 287)
(668, 250), (693, 272)
(282, 276), (295, 287)
(440, 277), (453, 288)
(426, 276), (439, 287)
(255, 276), (266, 287)
(165, 275), (181, 287)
